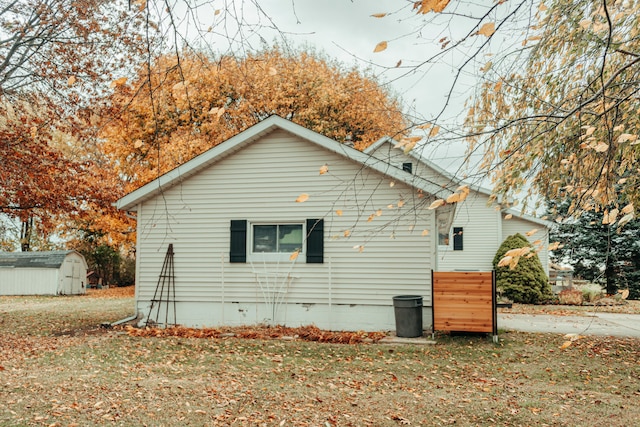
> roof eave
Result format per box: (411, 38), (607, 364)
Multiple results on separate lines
(116, 117), (286, 211)
(117, 117), (453, 211)
(503, 208), (553, 228)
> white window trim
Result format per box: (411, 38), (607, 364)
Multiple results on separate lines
(248, 221), (305, 263)
(438, 229), (452, 250)
(436, 204), (455, 251)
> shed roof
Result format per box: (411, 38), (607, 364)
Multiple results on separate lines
(0, 251), (80, 269)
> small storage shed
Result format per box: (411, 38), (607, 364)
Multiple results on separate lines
(0, 251), (88, 295)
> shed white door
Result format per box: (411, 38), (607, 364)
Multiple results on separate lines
(61, 259), (81, 294)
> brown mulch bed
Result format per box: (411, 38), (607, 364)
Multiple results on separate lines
(120, 324), (387, 344)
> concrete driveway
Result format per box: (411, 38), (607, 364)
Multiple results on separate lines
(498, 311), (640, 338)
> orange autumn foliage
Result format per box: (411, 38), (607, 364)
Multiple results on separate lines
(0, 0), (148, 248)
(0, 98), (102, 232)
(99, 47), (408, 190)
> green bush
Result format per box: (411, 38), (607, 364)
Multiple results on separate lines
(493, 233), (553, 304)
(580, 283), (603, 302)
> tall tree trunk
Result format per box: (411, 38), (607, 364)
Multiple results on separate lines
(20, 217), (33, 252)
(605, 261), (617, 295)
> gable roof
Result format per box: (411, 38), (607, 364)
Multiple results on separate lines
(364, 136), (493, 195)
(117, 116), (453, 211)
(0, 251), (83, 269)
(364, 137), (552, 228)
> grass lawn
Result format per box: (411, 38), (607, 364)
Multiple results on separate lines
(1, 288), (638, 426)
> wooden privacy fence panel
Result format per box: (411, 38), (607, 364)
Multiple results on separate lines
(432, 271), (497, 335)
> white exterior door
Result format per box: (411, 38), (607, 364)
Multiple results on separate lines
(61, 259), (76, 294)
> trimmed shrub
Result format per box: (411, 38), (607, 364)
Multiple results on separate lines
(493, 233), (553, 304)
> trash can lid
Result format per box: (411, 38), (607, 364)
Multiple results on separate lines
(393, 295), (422, 300)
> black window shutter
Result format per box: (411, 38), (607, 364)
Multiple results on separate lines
(453, 227), (463, 251)
(306, 219), (324, 263)
(229, 220), (247, 263)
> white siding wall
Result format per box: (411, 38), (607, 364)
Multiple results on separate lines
(0, 269), (59, 295)
(437, 191), (501, 272)
(368, 143), (503, 271)
(501, 216), (550, 275)
(135, 130), (435, 331)
(368, 142), (550, 275)
(365, 143), (454, 190)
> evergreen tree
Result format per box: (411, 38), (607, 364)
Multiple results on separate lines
(493, 233), (552, 304)
(549, 199), (640, 298)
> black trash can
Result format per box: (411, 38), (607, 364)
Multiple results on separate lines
(392, 295), (423, 338)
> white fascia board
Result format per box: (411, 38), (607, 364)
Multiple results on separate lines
(367, 137), (494, 196)
(362, 136), (390, 155)
(368, 138), (551, 226)
(117, 116), (286, 211)
(116, 116), (453, 212)
(503, 208), (553, 228)
(302, 133), (452, 199)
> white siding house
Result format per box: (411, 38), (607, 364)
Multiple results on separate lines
(0, 251), (88, 295)
(117, 116), (455, 332)
(364, 138), (551, 275)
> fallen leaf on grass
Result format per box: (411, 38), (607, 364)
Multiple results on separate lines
(391, 414), (412, 424)
(121, 325), (387, 344)
(87, 286), (135, 298)
(563, 333), (582, 341)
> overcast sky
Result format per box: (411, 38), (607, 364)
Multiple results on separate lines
(171, 0), (512, 175)
(257, 0), (464, 114)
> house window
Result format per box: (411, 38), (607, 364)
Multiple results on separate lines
(436, 206), (454, 247)
(437, 225), (463, 250)
(438, 231), (450, 246)
(402, 162), (413, 174)
(453, 227), (463, 251)
(252, 224), (303, 253)
(230, 219), (324, 263)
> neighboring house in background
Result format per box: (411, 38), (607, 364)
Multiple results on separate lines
(0, 250), (88, 295)
(364, 138), (551, 275)
(86, 270), (104, 288)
